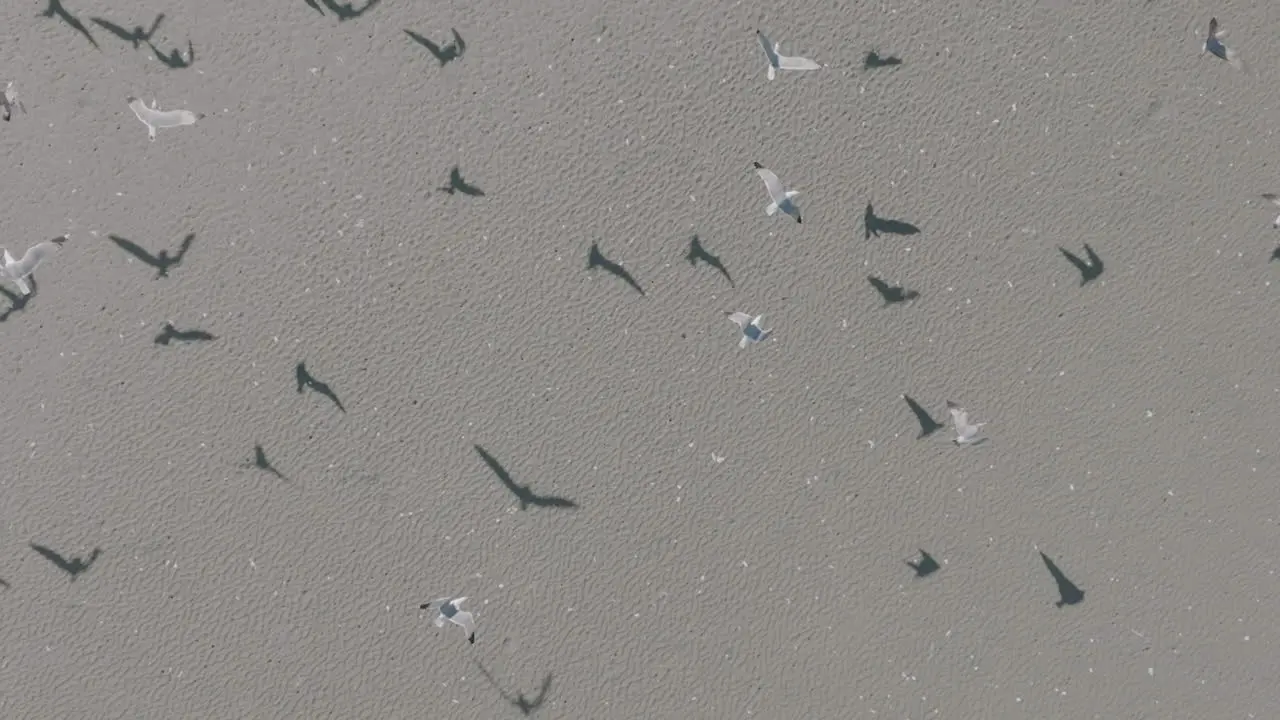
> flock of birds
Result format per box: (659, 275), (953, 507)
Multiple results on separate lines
(2, 3), (1270, 680)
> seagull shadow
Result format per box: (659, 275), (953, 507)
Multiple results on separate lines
(318, 0), (382, 20)
(902, 394), (943, 438)
(30, 543), (101, 580)
(154, 323), (215, 345)
(109, 233), (195, 278)
(1059, 244), (1103, 284)
(39, 0), (99, 49)
(868, 276), (919, 304)
(438, 165), (485, 196)
(475, 662), (553, 716)
(1040, 551), (1084, 607)
(242, 443), (287, 481)
(587, 242), (644, 295)
(90, 14), (164, 49)
(295, 361), (345, 413)
(474, 445), (578, 510)
(864, 203), (921, 239)
(404, 28), (465, 65)
(147, 39), (194, 69)
(0, 276), (37, 321)
(686, 235), (733, 287)
(906, 549), (940, 578)
(864, 51), (903, 68)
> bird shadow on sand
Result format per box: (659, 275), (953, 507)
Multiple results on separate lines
(30, 543), (101, 580)
(902, 394), (943, 438)
(868, 276), (919, 304)
(148, 39), (194, 69)
(1271, 247), (1280, 262)
(588, 242), (644, 295)
(1059, 244), (1103, 284)
(296, 362), (346, 413)
(1040, 552), (1084, 607)
(474, 445), (578, 510)
(405, 28), (465, 65)
(40, 0), (99, 49)
(109, 233), (195, 278)
(90, 13), (164, 49)
(864, 51), (903, 68)
(0, 277), (38, 321)
(154, 322), (215, 345)
(475, 662), (553, 716)
(438, 165), (485, 196)
(312, 0), (382, 20)
(242, 443), (287, 481)
(686, 235), (733, 287)
(906, 549), (940, 578)
(864, 203), (920, 239)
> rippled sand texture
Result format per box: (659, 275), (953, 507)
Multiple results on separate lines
(2, 1), (1279, 717)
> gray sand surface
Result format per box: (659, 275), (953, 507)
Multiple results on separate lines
(2, 0), (1280, 717)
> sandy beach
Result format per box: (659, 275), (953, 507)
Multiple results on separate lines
(2, 0), (1280, 717)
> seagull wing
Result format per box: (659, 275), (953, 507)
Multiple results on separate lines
(753, 163), (785, 202)
(756, 30), (780, 68)
(776, 53), (821, 71)
(452, 610), (477, 635)
(726, 311), (752, 328)
(1207, 17), (1219, 41)
(12, 241), (61, 277)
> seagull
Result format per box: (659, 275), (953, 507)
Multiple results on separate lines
(946, 401), (986, 445)
(2, 236), (66, 296)
(1203, 17), (1245, 71)
(1262, 194), (1280, 228)
(2, 82), (26, 122)
(725, 311), (771, 349)
(752, 162), (802, 223)
(756, 30), (821, 80)
(127, 96), (202, 141)
(421, 597), (476, 644)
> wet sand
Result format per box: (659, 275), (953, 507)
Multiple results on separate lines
(2, 1), (1279, 717)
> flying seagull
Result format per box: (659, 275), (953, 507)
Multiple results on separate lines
(725, 311), (771, 349)
(756, 30), (821, 80)
(1262, 194), (1280, 228)
(422, 597), (476, 643)
(2, 82), (26, 122)
(752, 162), (802, 223)
(127, 96), (202, 141)
(2, 236), (66, 296)
(1203, 17), (1245, 71)
(946, 401), (986, 445)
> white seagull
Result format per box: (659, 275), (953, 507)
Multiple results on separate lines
(725, 311), (771, 349)
(127, 96), (202, 141)
(1202, 17), (1245, 72)
(2, 82), (26, 122)
(946, 401), (987, 445)
(1261, 194), (1280, 228)
(756, 30), (821, 80)
(753, 162), (802, 223)
(422, 596), (476, 644)
(2, 236), (66, 296)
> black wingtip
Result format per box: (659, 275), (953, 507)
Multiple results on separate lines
(796, 216), (803, 224)
(468, 633), (476, 644)
(752, 161), (763, 169)
(419, 602), (430, 609)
